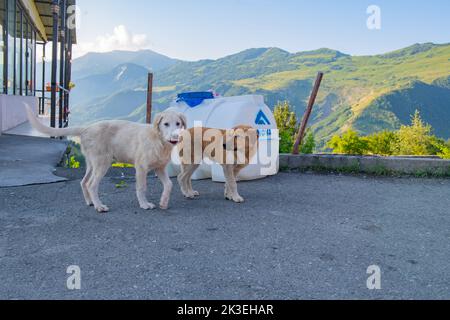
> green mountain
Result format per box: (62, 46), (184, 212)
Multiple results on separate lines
(354, 78), (450, 139)
(71, 63), (149, 107)
(71, 49), (179, 80)
(69, 43), (450, 148)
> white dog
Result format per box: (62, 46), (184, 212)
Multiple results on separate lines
(26, 105), (186, 213)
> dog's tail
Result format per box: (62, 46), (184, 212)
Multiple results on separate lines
(25, 104), (85, 137)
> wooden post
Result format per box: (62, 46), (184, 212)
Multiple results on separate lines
(146, 73), (154, 124)
(292, 72), (324, 155)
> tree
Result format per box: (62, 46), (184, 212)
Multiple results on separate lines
(438, 145), (450, 159)
(274, 100), (316, 154)
(394, 110), (436, 156)
(327, 129), (369, 155)
(432, 138), (450, 159)
(278, 130), (295, 154)
(326, 110), (450, 159)
(300, 130), (316, 154)
(274, 100), (298, 132)
(274, 101), (298, 153)
(366, 130), (397, 156)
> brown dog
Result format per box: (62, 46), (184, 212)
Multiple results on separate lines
(177, 125), (259, 203)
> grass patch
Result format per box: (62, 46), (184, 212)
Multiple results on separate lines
(283, 160), (450, 178)
(112, 163), (134, 168)
(115, 181), (128, 189)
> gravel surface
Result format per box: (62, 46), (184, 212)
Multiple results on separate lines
(0, 169), (449, 300)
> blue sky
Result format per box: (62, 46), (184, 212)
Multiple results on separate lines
(74, 0), (450, 60)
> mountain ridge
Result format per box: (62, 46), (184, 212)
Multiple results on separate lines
(69, 43), (450, 147)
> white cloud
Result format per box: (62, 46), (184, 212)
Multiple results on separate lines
(73, 25), (152, 58)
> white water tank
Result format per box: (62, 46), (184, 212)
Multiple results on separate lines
(166, 93), (279, 182)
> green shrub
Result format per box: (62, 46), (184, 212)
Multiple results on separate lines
(69, 156), (80, 169)
(299, 130), (316, 154)
(274, 100), (316, 154)
(433, 139), (450, 159)
(327, 110), (450, 159)
(366, 130), (397, 156)
(115, 181), (128, 189)
(274, 100), (298, 132)
(327, 129), (369, 155)
(67, 142), (85, 167)
(394, 110), (437, 156)
(112, 163), (134, 168)
(278, 130), (294, 153)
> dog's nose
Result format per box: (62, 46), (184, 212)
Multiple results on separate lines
(171, 129), (182, 141)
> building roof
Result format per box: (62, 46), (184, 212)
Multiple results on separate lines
(33, 0), (77, 43)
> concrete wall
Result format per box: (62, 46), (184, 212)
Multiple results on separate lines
(280, 154), (450, 176)
(0, 95), (38, 135)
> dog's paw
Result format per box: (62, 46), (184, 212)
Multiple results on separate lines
(224, 191), (234, 201)
(183, 192), (196, 199)
(231, 195), (245, 203)
(160, 195), (171, 210)
(96, 204), (110, 213)
(140, 202), (156, 210)
(192, 190), (200, 197)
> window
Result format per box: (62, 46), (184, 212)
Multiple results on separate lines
(21, 15), (25, 95)
(0, 0), (5, 93)
(25, 18), (31, 95)
(6, 0), (15, 94)
(32, 30), (36, 95)
(15, 4), (20, 94)
(28, 27), (35, 96)
(0, 0), (40, 96)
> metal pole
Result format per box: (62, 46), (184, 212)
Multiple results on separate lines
(50, 0), (59, 129)
(64, 30), (72, 126)
(146, 73), (154, 124)
(58, 0), (66, 128)
(19, 12), (23, 96)
(12, 0), (16, 95)
(292, 72), (324, 155)
(33, 32), (37, 96)
(3, 0), (8, 94)
(25, 23), (29, 96)
(41, 43), (46, 114)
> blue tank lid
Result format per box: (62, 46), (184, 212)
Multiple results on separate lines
(176, 92), (215, 108)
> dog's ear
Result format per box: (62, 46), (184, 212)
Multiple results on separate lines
(179, 113), (188, 129)
(153, 113), (164, 131)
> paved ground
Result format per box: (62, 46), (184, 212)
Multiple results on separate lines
(0, 169), (449, 300)
(0, 135), (67, 188)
